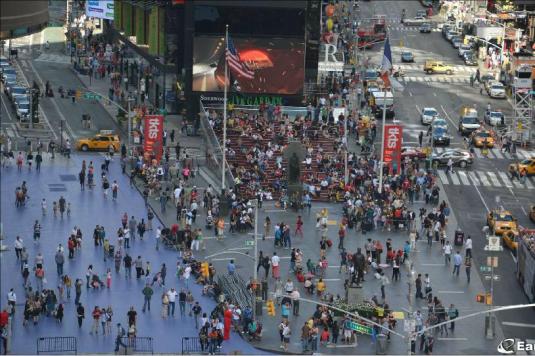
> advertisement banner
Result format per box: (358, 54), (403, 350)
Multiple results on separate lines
(86, 0), (114, 20)
(383, 124), (403, 175)
(143, 115), (164, 161)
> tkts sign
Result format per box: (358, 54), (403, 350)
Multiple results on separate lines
(143, 115), (164, 161)
(383, 124), (403, 175)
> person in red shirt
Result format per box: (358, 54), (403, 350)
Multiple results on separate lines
(295, 216), (304, 238)
(90, 306), (102, 334)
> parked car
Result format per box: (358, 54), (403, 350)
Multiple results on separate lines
(445, 30), (460, 41)
(484, 111), (505, 126)
(0, 56), (10, 69)
(487, 81), (506, 98)
(401, 51), (414, 63)
(8, 86), (28, 102)
(16, 101), (30, 121)
(451, 37), (462, 48)
(420, 23), (432, 33)
(421, 107), (439, 125)
(458, 44), (472, 57)
(463, 52), (478, 66)
(1, 67), (16, 83)
(3, 78), (18, 96)
(431, 149), (474, 168)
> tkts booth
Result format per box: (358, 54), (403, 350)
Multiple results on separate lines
(383, 124), (403, 175)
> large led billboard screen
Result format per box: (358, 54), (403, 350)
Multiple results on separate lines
(192, 36), (305, 95)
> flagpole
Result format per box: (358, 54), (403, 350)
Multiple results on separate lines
(221, 24), (229, 192)
(378, 87), (387, 194)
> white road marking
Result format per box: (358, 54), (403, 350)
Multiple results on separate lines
(438, 291), (465, 294)
(457, 171), (470, 185)
(438, 338), (468, 341)
(501, 322), (535, 328)
(524, 178), (534, 190)
(487, 172), (501, 187)
(440, 105), (456, 128)
(467, 171), (481, 186)
(476, 171), (491, 187)
(473, 149), (483, 158)
(492, 148), (504, 159)
(437, 170), (449, 184)
(498, 172), (513, 188)
(450, 172), (460, 185)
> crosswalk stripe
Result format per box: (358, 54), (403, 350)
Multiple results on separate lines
(474, 149), (483, 158)
(491, 148), (504, 159)
(457, 171), (470, 185)
(475, 171), (491, 187)
(467, 171), (481, 186)
(517, 149), (534, 159)
(524, 178), (534, 189)
(450, 172), (461, 185)
(502, 150), (512, 159)
(511, 177), (524, 189)
(487, 172), (501, 187)
(498, 172), (513, 188)
(437, 170), (449, 184)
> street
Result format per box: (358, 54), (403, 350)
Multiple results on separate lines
(362, 0), (535, 342)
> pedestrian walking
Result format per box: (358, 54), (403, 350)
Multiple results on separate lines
(464, 236), (472, 258)
(443, 240), (452, 265)
(77, 303), (85, 328)
(465, 257), (472, 283)
(142, 284), (154, 312)
(452, 251), (462, 276)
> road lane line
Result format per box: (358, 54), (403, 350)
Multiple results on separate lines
(524, 177), (534, 189)
(438, 338), (468, 341)
(439, 105), (456, 128)
(473, 149), (483, 158)
(497, 172), (513, 188)
(501, 322), (535, 328)
(468, 173), (491, 212)
(467, 171), (481, 186)
(475, 171), (491, 187)
(487, 172), (501, 187)
(438, 291), (465, 294)
(457, 171), (471, 185)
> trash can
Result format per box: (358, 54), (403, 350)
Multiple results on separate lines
(454, 229), (464, 246)
(376, 333), (387, 355)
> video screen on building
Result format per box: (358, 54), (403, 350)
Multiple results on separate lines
(192, 36), (305, 95)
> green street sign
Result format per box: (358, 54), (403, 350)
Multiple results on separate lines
(345, 321), (374, 335)
(83, 92), (99, 100)
(245, 240), (255, 247)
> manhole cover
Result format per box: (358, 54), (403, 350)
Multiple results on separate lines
(59, 174), (77, 182)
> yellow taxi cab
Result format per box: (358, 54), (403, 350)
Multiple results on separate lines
(423, 60), (454, 75)
(486, 209), (518, 235)
(471, 130), (495, 148)
(76, 131), (120, 152)
(502, 230), (518, 251)
(509, 158), (535, 176)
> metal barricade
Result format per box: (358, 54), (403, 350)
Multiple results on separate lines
(181, 336), (205, 354)
(119, 337), (153, 354)
(217, 274), (255, 311)
(36, 337), (77, 354)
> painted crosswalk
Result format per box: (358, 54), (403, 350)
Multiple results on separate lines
(433, 147), (534, 160)
(390, 26), (441, 32)
(34, 53), (72, 65)
(439, 169), (535, 189)
(398, 64), (478, 74)
(402, 76), (471, 84)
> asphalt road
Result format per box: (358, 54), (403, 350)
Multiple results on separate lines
(360, 0), (535, 342)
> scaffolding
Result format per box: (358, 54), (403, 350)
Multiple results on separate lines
(511, 64), (533, 146)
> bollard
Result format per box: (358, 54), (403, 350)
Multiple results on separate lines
(375, 333), (387, 355)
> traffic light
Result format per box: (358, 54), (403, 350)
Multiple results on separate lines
(266, 300), (276, 316)
(201, 262), (209, 278)
(75, 90), (82, 100)
(476, 293), (486, 303)
(485, 293), (492, 305)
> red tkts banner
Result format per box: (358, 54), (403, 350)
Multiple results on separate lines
(143, 115), (164, 161)
(383, 124), (403, 175)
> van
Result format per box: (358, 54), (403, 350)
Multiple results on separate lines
(458, 107), (481, 135)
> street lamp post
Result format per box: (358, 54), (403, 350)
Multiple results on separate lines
(378, 88), (388, 193)
(127, 95), (134, 156)
(253, 201), (259, 283)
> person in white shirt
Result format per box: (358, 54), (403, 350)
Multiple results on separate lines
(167, 288), (178, 316)
(155, 227), (162, 250)
(183, 264), (192, 289)
(173, 187), (182, 206)
(271, 252), (280, 280)
(443, 240), (452, 265)
(433, 221), (441, 242)
(447, 158), (454, 174)
(290, 289), (300, 316)
(284, 279), (294, 294)
(464, 236), (472, 258)
(14, 236), (24, 259)
(7, 288), (16, 313)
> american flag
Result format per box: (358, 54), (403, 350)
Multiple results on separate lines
(226, 36), (255, 80)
